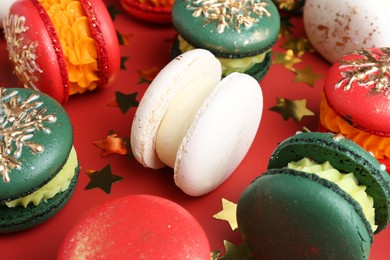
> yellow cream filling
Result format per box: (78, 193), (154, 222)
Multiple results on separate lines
(178, 35), (268, 76)
(40, 0), (99, 95)
(5, 146), (78, 208)
(287, 157), (377, 232)
(320, 95), (390, 159)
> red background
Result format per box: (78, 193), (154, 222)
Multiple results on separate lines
(0, 0), (388, 259)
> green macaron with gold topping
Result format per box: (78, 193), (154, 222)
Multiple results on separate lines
(171, 0), (280, 80)
(237, 132), (390, 259)
(0, 88), (79, 233)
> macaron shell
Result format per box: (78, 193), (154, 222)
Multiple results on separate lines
(172, 0), (280, 58)
(0, 88), (74, 203)
(119, 0), (172, 24)
(0, 169), (79, 233)
(131, 49), (222, 169)
(304, 0), (390, 63)
(324, 48), (390, 136)
(174, 72), (263, 196)
(267, 132), (390, 233)
(237, 168), (372, 259)
(5, 0), (69, 104)
(81, 0), (120, 88)
(57, 195), (211, 259)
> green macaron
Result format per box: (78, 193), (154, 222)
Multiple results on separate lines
(0, 88), (79, 233)
(171, 0), (280, 80)
(237, 132), (390, 259)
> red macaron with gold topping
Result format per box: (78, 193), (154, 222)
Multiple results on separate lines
(319, 47), (390, 172)
(3, 0), (120, 104)
(119, 0), (173, 23)
(58, 195), (211, 259)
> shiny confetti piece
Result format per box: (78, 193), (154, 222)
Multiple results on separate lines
(93, 131), (128, 157)
(270, 97), (315, 122)
(137, 66), (160, 84)
(219, 240), (253, 260)
(211, 250), (222, 260)
(213, 198), (238, 231)
(120, 56), (129, 70)
(272, 49), (301, 72)
(117, 31), (132, 47)
(85, 165), (124, 194)
(293, 66), (322, 87)
(279, 16), (294, 37)
(108, 91), (139, 114)
(282, 36), (313, 57)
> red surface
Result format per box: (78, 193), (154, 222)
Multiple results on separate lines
(0, 1), (388, 259)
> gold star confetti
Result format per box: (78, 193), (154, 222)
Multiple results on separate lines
(282, 36), (313, 57)
(93, 131), (128, 157)
(220, 240), (253, 260)
(213, 198), (238, 231)
(272, 49), (301, 71)
(270, 97), (315, 122)
(293, 66), (322, 87)
(211, 250), (222, 260)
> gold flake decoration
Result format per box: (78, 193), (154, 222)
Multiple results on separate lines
(3, 14), (42, 91)
(336, 48), (390, 94)
(187, 0), (271, 33)
(0, 89), (56, 183)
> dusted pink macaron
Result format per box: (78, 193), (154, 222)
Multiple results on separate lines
(319, 47), (390, 171)
(119, 0), (172, 24)
(3, 0), (120, 104)
(58, 195), (211, 259)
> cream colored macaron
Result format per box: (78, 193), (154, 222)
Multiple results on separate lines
(303, 0), (390, 63)
(131, 49), (263, 196)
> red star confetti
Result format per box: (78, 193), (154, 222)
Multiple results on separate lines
(85, 165), (124, 194)
(270, 97), (315, 122)
(213, 198), (238, 231)
(137, 66), (160, 84)
(93, 131), (128, 157)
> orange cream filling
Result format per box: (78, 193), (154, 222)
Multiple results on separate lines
(320, 94), (390, 159)
(39, 0), (99, 95)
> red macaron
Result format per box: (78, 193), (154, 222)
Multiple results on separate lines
(119, 0), (172, 24)
(3, 0), (120, 104)
(319, 47), (390, 170)
(58, 195), (211, 259)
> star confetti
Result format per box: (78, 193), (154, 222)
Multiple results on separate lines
(213, 198), (238, 231)
(219, 240), (253, 260)
(281, 36), (313, 57)
(270, 97), (315, 122)
(85, 165), (124, 194)
(137, 66), (160, 84)
(120, 56), (129, 70)
(107, 4), (122, 20)
(293, 66), (322, 87)
(279, 16), (294, 37)
(272, 50), (301, 71)
(92, 131), (128, 157)
(108, 91), (139, 114)
(117, 31), (132, 47)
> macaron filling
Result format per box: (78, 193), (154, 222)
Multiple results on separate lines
(39, 0), (99, 95)
(155, 74), (217, 167)
(5, 146), (78, 208)
(320, 95), (390, 160)
(287, 157), (377, 232)
(177, 35), (269, 77)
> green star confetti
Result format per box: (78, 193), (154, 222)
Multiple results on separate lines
(85, 164), (124, 194)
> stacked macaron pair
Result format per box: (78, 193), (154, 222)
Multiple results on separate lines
(171, 0), (281, 80)
(0, 87), (79, 233)
(2, 0), (120, 104)
(318, 47), (390, 172)
(237, 132), (390, 259)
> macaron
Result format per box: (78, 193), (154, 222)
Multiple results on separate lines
(303, 0), (390, 63)
(171, 0), (280, 80)
(319, 47), (390, 172)
(0, 87), (79, 233)
(131, 49), (263, 196)
(57, 194), (211, 259)
(3, 0), (120, 104)
(237, 132), (390, 259)
(0, 0), (16, 27)
(119, 0), (173, 24)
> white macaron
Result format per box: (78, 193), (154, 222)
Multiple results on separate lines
(0, 0), (16, 28)
(303, 0), (390, 63)
(131, 49), (263, 196)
